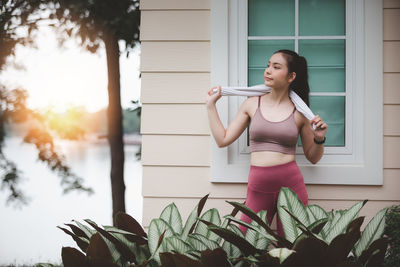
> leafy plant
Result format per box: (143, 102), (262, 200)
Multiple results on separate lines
(383, 205), (400, 267)
(55, 188), (389, 267)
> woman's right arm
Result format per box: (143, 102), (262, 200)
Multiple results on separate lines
(206, 86), (251, 148)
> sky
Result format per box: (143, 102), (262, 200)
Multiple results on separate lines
(0, 25), (141, 113)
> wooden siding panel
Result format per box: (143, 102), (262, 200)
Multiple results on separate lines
(141, 42), (210, 72)
(141, 11), (210, 41)
(383, 42), (400, 72)
(141, 104), (209, 134)
(141, 135), (210, 166)
(142, 166), (246, 197)
(384, 73), (400, 104)
(384, 0), (400, 8)
(383, 136), (400, 168)
(140, 0), (210, 10)
(384, 9), (400, 40)
(142, 197), (400, 227)
(384, 105), (400, 135)
(141, 73), (210, 104)
(142, 167), (400, 201)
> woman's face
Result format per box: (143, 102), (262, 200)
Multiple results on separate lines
(264, 53), (295, 90)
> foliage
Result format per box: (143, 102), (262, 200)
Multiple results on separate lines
(0, 85), (92, 206)
(0, 0), (96, 206)
(383, 205), (400, 267)
(55, 188), (389, 267)
(46, 0), (140, 54)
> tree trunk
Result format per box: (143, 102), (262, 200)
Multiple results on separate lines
(104, 32), (125, 225)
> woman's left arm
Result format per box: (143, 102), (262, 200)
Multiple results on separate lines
(300, 115), (328, 164)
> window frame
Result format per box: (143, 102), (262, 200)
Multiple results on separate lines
(210, 0), (382, 185)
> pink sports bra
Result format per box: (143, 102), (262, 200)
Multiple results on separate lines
(249, 96), (299, 154)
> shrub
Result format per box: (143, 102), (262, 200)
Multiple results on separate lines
(383, 205), (400, 267)
(49, 188), (389, 267)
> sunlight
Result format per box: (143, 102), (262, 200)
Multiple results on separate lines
(0, 25), (140, 113)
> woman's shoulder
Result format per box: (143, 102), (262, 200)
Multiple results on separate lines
(239, 96), (258, 117)
(294, 109), (308, 127)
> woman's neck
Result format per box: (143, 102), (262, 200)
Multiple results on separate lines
(267, 87), (290, 106)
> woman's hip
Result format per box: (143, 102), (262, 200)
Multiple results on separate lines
(247, 161), (305, 193)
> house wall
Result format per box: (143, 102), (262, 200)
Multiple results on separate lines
(139, 0), (400, 228)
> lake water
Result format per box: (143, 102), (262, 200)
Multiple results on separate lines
(0, 136), (142, 265)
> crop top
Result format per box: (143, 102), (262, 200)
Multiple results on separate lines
(249, 96), (299, 154)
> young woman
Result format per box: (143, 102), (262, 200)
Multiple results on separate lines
(205, 49), (328, 236)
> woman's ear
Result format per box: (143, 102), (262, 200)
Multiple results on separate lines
(288, 72), (296, 83)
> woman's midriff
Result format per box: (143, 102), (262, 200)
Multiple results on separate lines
(250, 151), (295, 167)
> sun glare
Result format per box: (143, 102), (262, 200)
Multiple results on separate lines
(0, 25), (140, 114)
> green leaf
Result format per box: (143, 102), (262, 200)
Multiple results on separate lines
(325, 200), (367, 243)
(228, 224), (245, 238)
(222, 239), (242, 259)
(182, 194), (209, 239)
(226, 201), (289, 248)
(195, 208), (222, 242)
(306, 205), (328, 224)
(105, 226), (147, 246)
(268, 248), (295, 264)
(73, 220), (96, 238)
(207, 225), (259, 256)
(160, 203), (183, 235)
(148, 218), (175, 263)
(245, 211), (272, 250)
(277, 187), (310, 243)
(187, 233), (220, 251)
(165, 236), (193, 254)
(354, 207), (387, 258)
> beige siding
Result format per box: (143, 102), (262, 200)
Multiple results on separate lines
(140, 0), (400, 228)
(141, 11), (210, 40)
(140, 0), (210, 10)
(141, 42), (210, 72)
(141, 104), (209, 134)
(141, 73), (210, 104)
(384, 73), (400, 104)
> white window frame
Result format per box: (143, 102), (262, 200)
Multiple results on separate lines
(210, 0), (383, 185)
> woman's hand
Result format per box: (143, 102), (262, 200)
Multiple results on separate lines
(311, 115), (328, 142)
(206, 86), (222, 108)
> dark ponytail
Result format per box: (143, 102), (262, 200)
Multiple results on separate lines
(274, 49), (310, 106)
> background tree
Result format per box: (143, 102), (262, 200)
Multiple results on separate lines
(47, 0), (141, 224)
(0, 0), (92, 205)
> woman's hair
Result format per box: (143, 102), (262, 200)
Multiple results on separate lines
(274, 49), (310, 106)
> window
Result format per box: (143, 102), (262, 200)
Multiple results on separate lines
(210, 0), (382, 185)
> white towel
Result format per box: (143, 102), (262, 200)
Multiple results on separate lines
(212, 84), (316, 129)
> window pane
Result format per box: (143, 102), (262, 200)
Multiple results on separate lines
(248, 40), (294, 86)
(310, 96), (345, 146)
(299, 0), (345, 36)
(299, 39), (345, 92)
(308, 68), (345, 92)
(248, 0), (295, 36)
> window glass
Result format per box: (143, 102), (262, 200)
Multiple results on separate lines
(299, 0), (345, 36)
(248, 0), (295, 36)
(299, 39), (346, 92)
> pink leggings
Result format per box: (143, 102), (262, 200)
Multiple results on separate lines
(239, 161), (308, 237)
